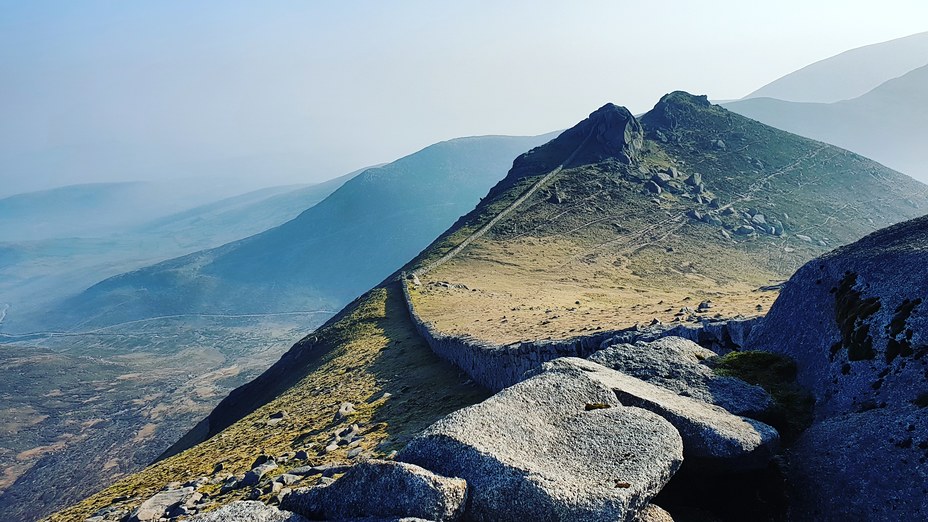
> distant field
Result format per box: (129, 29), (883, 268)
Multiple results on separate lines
(0, 312), (331, 522)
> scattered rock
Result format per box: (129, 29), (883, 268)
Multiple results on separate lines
(276, 474), (303, 486)
(189, 500), (308, 521)
(734, 225), (755, 235)
(398, 367), (683, 521)
(795, 234), (812, 242)
(282, 460), (466, 522)
(686, 172), (702, 187)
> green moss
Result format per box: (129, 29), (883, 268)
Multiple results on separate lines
(834, 272), (880, 361)
(707, 351), (814, 444)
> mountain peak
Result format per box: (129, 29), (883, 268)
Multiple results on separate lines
(570, 102), (643, 166)
(640, 91), (723, 142)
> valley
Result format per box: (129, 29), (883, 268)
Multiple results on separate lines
(0, 311), (333, 522)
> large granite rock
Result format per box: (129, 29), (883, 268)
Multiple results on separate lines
(589, 337), (773, 417)
(190, 501), (308, 521)
(281, 460), (466, 522)
(749, 215), (928, 416)
(398, 368), (683, 522)
(747, 214), (928, 519)
(543, 358), (779, 471)
(787, 406), (928, 520)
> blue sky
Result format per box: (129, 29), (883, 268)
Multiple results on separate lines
(1, 1), (926, 195)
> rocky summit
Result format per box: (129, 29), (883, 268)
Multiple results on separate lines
(48, 92), (928, 522)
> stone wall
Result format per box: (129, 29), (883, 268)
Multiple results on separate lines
(400, 273), (761, 392)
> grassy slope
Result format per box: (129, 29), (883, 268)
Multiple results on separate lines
(49, 282), (489, 521)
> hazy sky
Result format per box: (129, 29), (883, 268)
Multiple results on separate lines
(1, 1), (926, 195)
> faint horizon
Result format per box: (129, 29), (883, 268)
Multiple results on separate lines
(1, 0), (926, 196)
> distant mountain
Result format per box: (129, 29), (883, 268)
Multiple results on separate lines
(131, 169), (362, 250)
(0, 174), (356, 330)
(726, 64), (928, 182)
(744, 31), (928, 103)
(42, 133), (555, 330)
(0, 182), (158, 241)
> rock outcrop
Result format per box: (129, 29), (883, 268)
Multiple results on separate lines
(542, 358), (779, 471)
(190, 501), (308, 522)
(129, 487), (201, 522)
(747, 214), (928, 520)
(398, 368), (683, 522)
(589, 336), (773, 418)
(281, 460), (467, 522)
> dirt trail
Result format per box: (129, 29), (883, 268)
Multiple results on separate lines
(412, 127), (596, 277)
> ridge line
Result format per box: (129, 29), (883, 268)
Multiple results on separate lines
(411, 125), (598, 277)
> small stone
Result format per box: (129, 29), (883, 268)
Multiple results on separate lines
(241, 461), (278, 487)
(334, 402), (355, 423)
(276, 473), (303, 486)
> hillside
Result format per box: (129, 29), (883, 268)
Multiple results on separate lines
(744, 31), (928, 103)
(133, 170), (363, 251)
(0, 175), (355, 332)
(410, 91), (928, 345)
(726, 64), (928, 182)
(0, 183), (167, 242)
(41, 134), (555, 330)
(49, 92), (928, 522)
(0, 133), (551, 522)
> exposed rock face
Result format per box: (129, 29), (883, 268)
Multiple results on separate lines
(786, 406), (928, 520)
(747, 214), (928, 520)
(568, 103), (645, 166)
(398, 368), (683, 522)
(281, 460), (467, 522)
(589, 337), (774, 418)
(543, 358), (779, 471)
(190, 501), (308, 521)
(750, 215), (928, 416)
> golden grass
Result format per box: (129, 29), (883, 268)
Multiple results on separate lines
(412, 232), (782, 345)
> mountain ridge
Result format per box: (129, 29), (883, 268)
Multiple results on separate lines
(726, 63), (928, 183)
(744, 31), (928, 103)
(48, 92), (928, 522)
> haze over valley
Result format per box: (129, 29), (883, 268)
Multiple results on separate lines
(1, 3), (926, 522)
